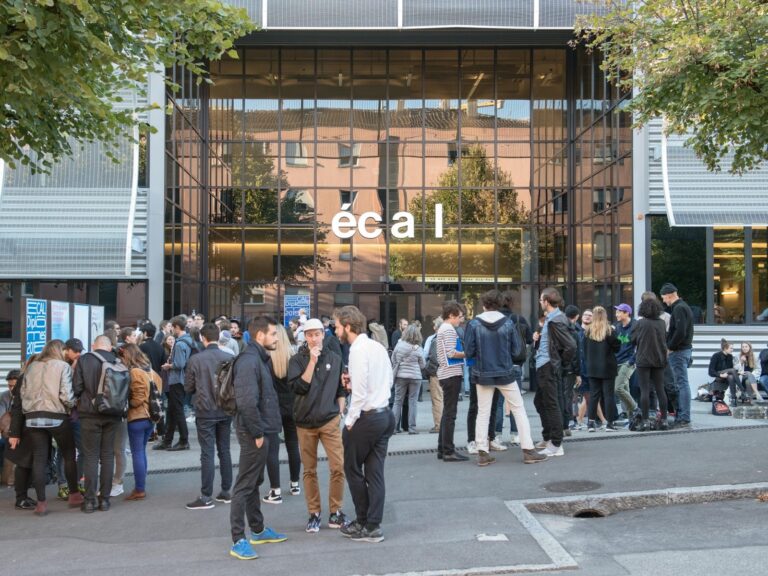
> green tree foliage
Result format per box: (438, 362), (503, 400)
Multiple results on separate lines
(1, 0), (254, 171)
(576, 1), (768, 174)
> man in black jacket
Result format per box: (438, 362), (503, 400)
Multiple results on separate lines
(287, 318), (347, 534)
(139, 322), (165, 374)
(660, 283), (694, 428)
(72, 335), (123, 513)
(533, 288), (577, 458)
(185, 323), (234, 510)
(228, 316), (287, 561)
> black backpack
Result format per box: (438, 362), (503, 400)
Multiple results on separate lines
(509, 314), (529, 364)
(426, 337), (440, 377)
(89, 352), (130, 418)
(214, 357), (238, 416)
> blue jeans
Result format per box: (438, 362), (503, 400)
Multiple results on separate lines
(759, 375), (768, 393)
(668, 349), (692, 422)
(196, 416), (233, 498)
(127, 419), (154, 492)
(56, 418), (83, 485)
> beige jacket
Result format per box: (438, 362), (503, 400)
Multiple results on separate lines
(21, 359), (73, 416)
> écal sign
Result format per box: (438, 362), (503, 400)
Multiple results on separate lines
(331, 203), (444, 239)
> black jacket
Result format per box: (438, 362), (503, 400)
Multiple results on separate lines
(72, 350), (122, 420)
(323, 332), (343, 359)
(708, 351), (735, 380)
(184, 343), (232, 419)
(232, 342), (281, 439)
(287, 346), (344, 428)
(631, 318), (668, 368)
(140, 339), (165, 374)
(546, 313), (578, 373)
(666, 299), (694, 351)
(7, 375), (33, 467)
(464, 311), (523, 386)
(583, 332), (621, 379)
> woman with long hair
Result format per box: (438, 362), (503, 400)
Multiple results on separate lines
(631, 297), (669, 430)
(120, 343), (162, 500)
(709, 339), (745, 407)
(18, 340), (81, 515)
(391, 325), (426, 434)
(262, 324), (302, 504)
(738, 342), (764, 402)
(583, 307), (621, 432)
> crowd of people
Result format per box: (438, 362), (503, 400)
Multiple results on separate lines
(3, 281), (763, 558)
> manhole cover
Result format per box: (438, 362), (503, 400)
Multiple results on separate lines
(542, 480), (602, 493)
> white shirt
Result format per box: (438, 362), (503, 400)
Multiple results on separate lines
(344, 333), (392, 428)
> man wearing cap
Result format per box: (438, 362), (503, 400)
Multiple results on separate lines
(287, 318), (347, 534)
(660, 283), (694, 428)
(613, 304), (638, 421)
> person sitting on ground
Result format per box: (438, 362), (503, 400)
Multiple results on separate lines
(737, 342), (764, 402)
(708, 339), (745, 407)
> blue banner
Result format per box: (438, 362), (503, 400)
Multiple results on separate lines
(25, 299), (48, 359)
(284, 295), (311, 327)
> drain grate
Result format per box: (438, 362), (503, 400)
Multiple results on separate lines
(543, 480), (602, 494)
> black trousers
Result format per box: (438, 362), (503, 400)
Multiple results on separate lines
(29, 420), (78, 502)
(437, 375), (462, 455)
(342, 410), (395, 528)
(15, 464), (32, 502)
(265, 415), (301, 489)
(560, 374), (577, 428)
(230, 429), (268, 543)
(164, 384), (188, 445)
(533, 363), (563, 445)
(195, 416), (233, 498)
(467, 385), (498, 442)
(80, 417), (118, 502)
(636, 366), (668, 420)
(588, 377), (616, 423)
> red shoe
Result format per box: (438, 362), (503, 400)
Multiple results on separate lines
(34, 501), (48, 517)
(68, 492), (85, 508)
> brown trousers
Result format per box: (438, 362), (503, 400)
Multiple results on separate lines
(429, 376), (444, 428)
(296, 415), (345, 515)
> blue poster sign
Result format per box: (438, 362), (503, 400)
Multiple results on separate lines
(283, 295), (311, 327)
(26, 299), (48, 359)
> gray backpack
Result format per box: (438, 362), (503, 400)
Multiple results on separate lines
(90, 352), (130, 418)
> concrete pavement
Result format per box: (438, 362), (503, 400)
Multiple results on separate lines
(1, 393), (767, 576)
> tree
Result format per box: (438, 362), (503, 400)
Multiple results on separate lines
(1, 0), (254, 171)
(575, 1), (768, 174)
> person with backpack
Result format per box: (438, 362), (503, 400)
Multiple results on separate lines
(17, 340), (81, 516)
(156, 315), (195, 451)
(464, 290), (547, 466)
(228, 316), (287, 560)
(184, 322), (234, 510)
(121, 344), (163, 501)
(73, 334), (126, 513)
(422, 317), (444, 434)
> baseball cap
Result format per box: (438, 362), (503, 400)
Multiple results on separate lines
(64, 338), (84, 353)
(614, 304), (632, 315)
(303, 318), (324, 333)
(659, 283), (678, 295)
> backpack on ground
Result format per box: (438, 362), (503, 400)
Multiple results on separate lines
(90, 351), (130, 417)
(711, 399), (731, 416)
(215, 357), (238, 416)
(426, 337), (440, 377)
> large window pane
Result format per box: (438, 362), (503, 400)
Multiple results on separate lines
(650, 217), (706, 323)
(714, 227), (745, 324)
(754, 229), (768, 322)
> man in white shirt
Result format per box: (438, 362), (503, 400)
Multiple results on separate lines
(334, 305), (395, 544)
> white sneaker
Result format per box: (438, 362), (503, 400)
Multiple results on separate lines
(537, 441), (564, 457)
(489, 439), (508, 451)
(185, 415), (196, 423)
(466, 441), (479, 455)
(110, 483), (124, 497)
(509, 434), (520, 446)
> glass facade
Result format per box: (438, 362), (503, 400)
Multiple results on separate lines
(165, 47), (632, 329)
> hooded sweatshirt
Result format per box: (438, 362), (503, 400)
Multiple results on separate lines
(464, 310), (524, 386)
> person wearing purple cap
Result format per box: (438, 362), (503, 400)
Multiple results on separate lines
(613, 304), (637, 421)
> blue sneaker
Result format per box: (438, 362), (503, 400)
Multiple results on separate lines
(230, 538), (258, 560)
(249, 527), (287, 545)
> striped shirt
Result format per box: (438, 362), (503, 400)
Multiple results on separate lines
(436, 323), (463, 380)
